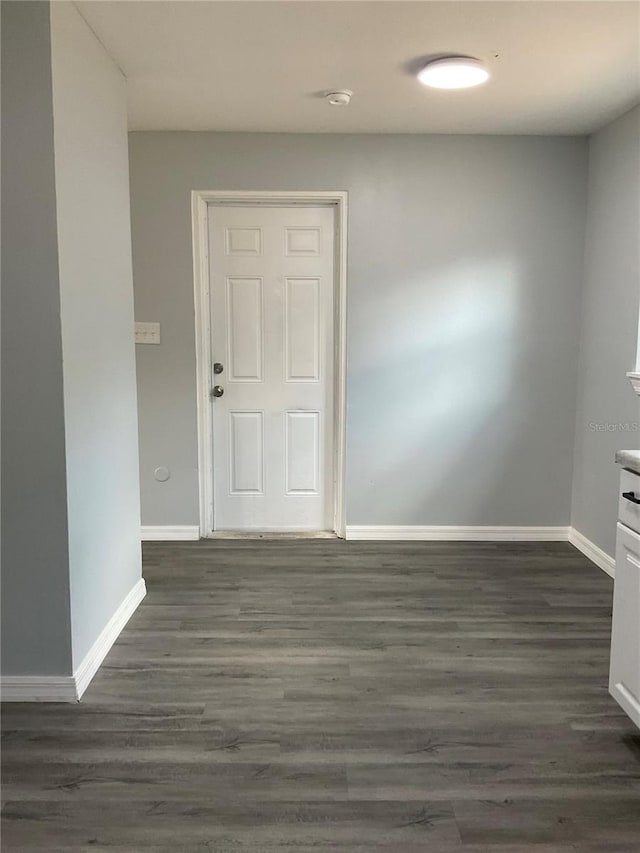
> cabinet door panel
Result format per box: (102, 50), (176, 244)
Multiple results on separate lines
(610, 521), (640, 728)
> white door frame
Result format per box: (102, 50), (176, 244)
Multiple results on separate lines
(191, 190), (348, 538)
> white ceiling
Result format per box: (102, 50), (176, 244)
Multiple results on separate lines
(77, 1), (640, 135)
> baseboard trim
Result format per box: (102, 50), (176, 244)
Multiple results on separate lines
(0, 675), (77, 703)
(73, 578), (147, 699)
(1, 578), (146, 703)
(141, 525), (200, 541)
(610, 681), (640, 728)
(568, 528), (615, 578)
(345, 525), (571, 542)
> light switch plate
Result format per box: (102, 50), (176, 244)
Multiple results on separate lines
(135, 322), (160, 345)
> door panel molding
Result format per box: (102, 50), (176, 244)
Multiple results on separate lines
(228, 410), (265, 495)
(226, 276), (264, 382)
(284, 277), (321, 382)
(285, 410), (321, 495)
(192, 190), (348, 538)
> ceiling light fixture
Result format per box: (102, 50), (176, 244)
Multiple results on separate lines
(326, 90), (353, 107)
(418, 57), (489, 90)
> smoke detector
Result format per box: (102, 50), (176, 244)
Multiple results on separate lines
(326, 90), (353, 107)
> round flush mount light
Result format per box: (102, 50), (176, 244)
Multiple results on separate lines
(326, 89), (353, 106)
(418, 57), (489, 89)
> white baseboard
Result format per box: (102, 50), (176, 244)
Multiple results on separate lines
(73, 578), (147, 699)
(345, 525), (571, 541)
(0, 674), (77, 703)
(569, 528), (615, 578)
(610, 681), (640, 728)
(1, 578), (146, 703)
(141, 525), (200, 541)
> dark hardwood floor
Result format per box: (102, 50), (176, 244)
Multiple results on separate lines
(3, 540), (640, 851)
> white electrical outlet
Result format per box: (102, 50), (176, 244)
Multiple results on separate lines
(135, 322), (161, 345)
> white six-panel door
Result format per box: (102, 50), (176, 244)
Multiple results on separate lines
(208, 205), (335, 531)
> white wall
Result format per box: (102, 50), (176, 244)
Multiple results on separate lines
(50, 2), (142, 668)
(129, 132), (588, 529)
(571, 106), (640, 558)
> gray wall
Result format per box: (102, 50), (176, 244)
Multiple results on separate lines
(1, 1), (73, 675)
(1, 1), (142, 679)
(129, 132), (588, 527)
(50, 2), (142, 668)
(571, 106), (640, 557)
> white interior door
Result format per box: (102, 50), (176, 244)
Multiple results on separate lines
(208, 205), (335, 531)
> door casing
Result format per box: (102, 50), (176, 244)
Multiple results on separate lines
(192, 190), (348, 538)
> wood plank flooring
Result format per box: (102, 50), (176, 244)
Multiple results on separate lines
(3, 540), (640, 851)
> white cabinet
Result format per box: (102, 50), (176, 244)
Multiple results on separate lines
(617, 469), (640, 535)
(609, 468), (640, 728)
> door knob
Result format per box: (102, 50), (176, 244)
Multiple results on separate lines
(212, 385), (224, 398)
